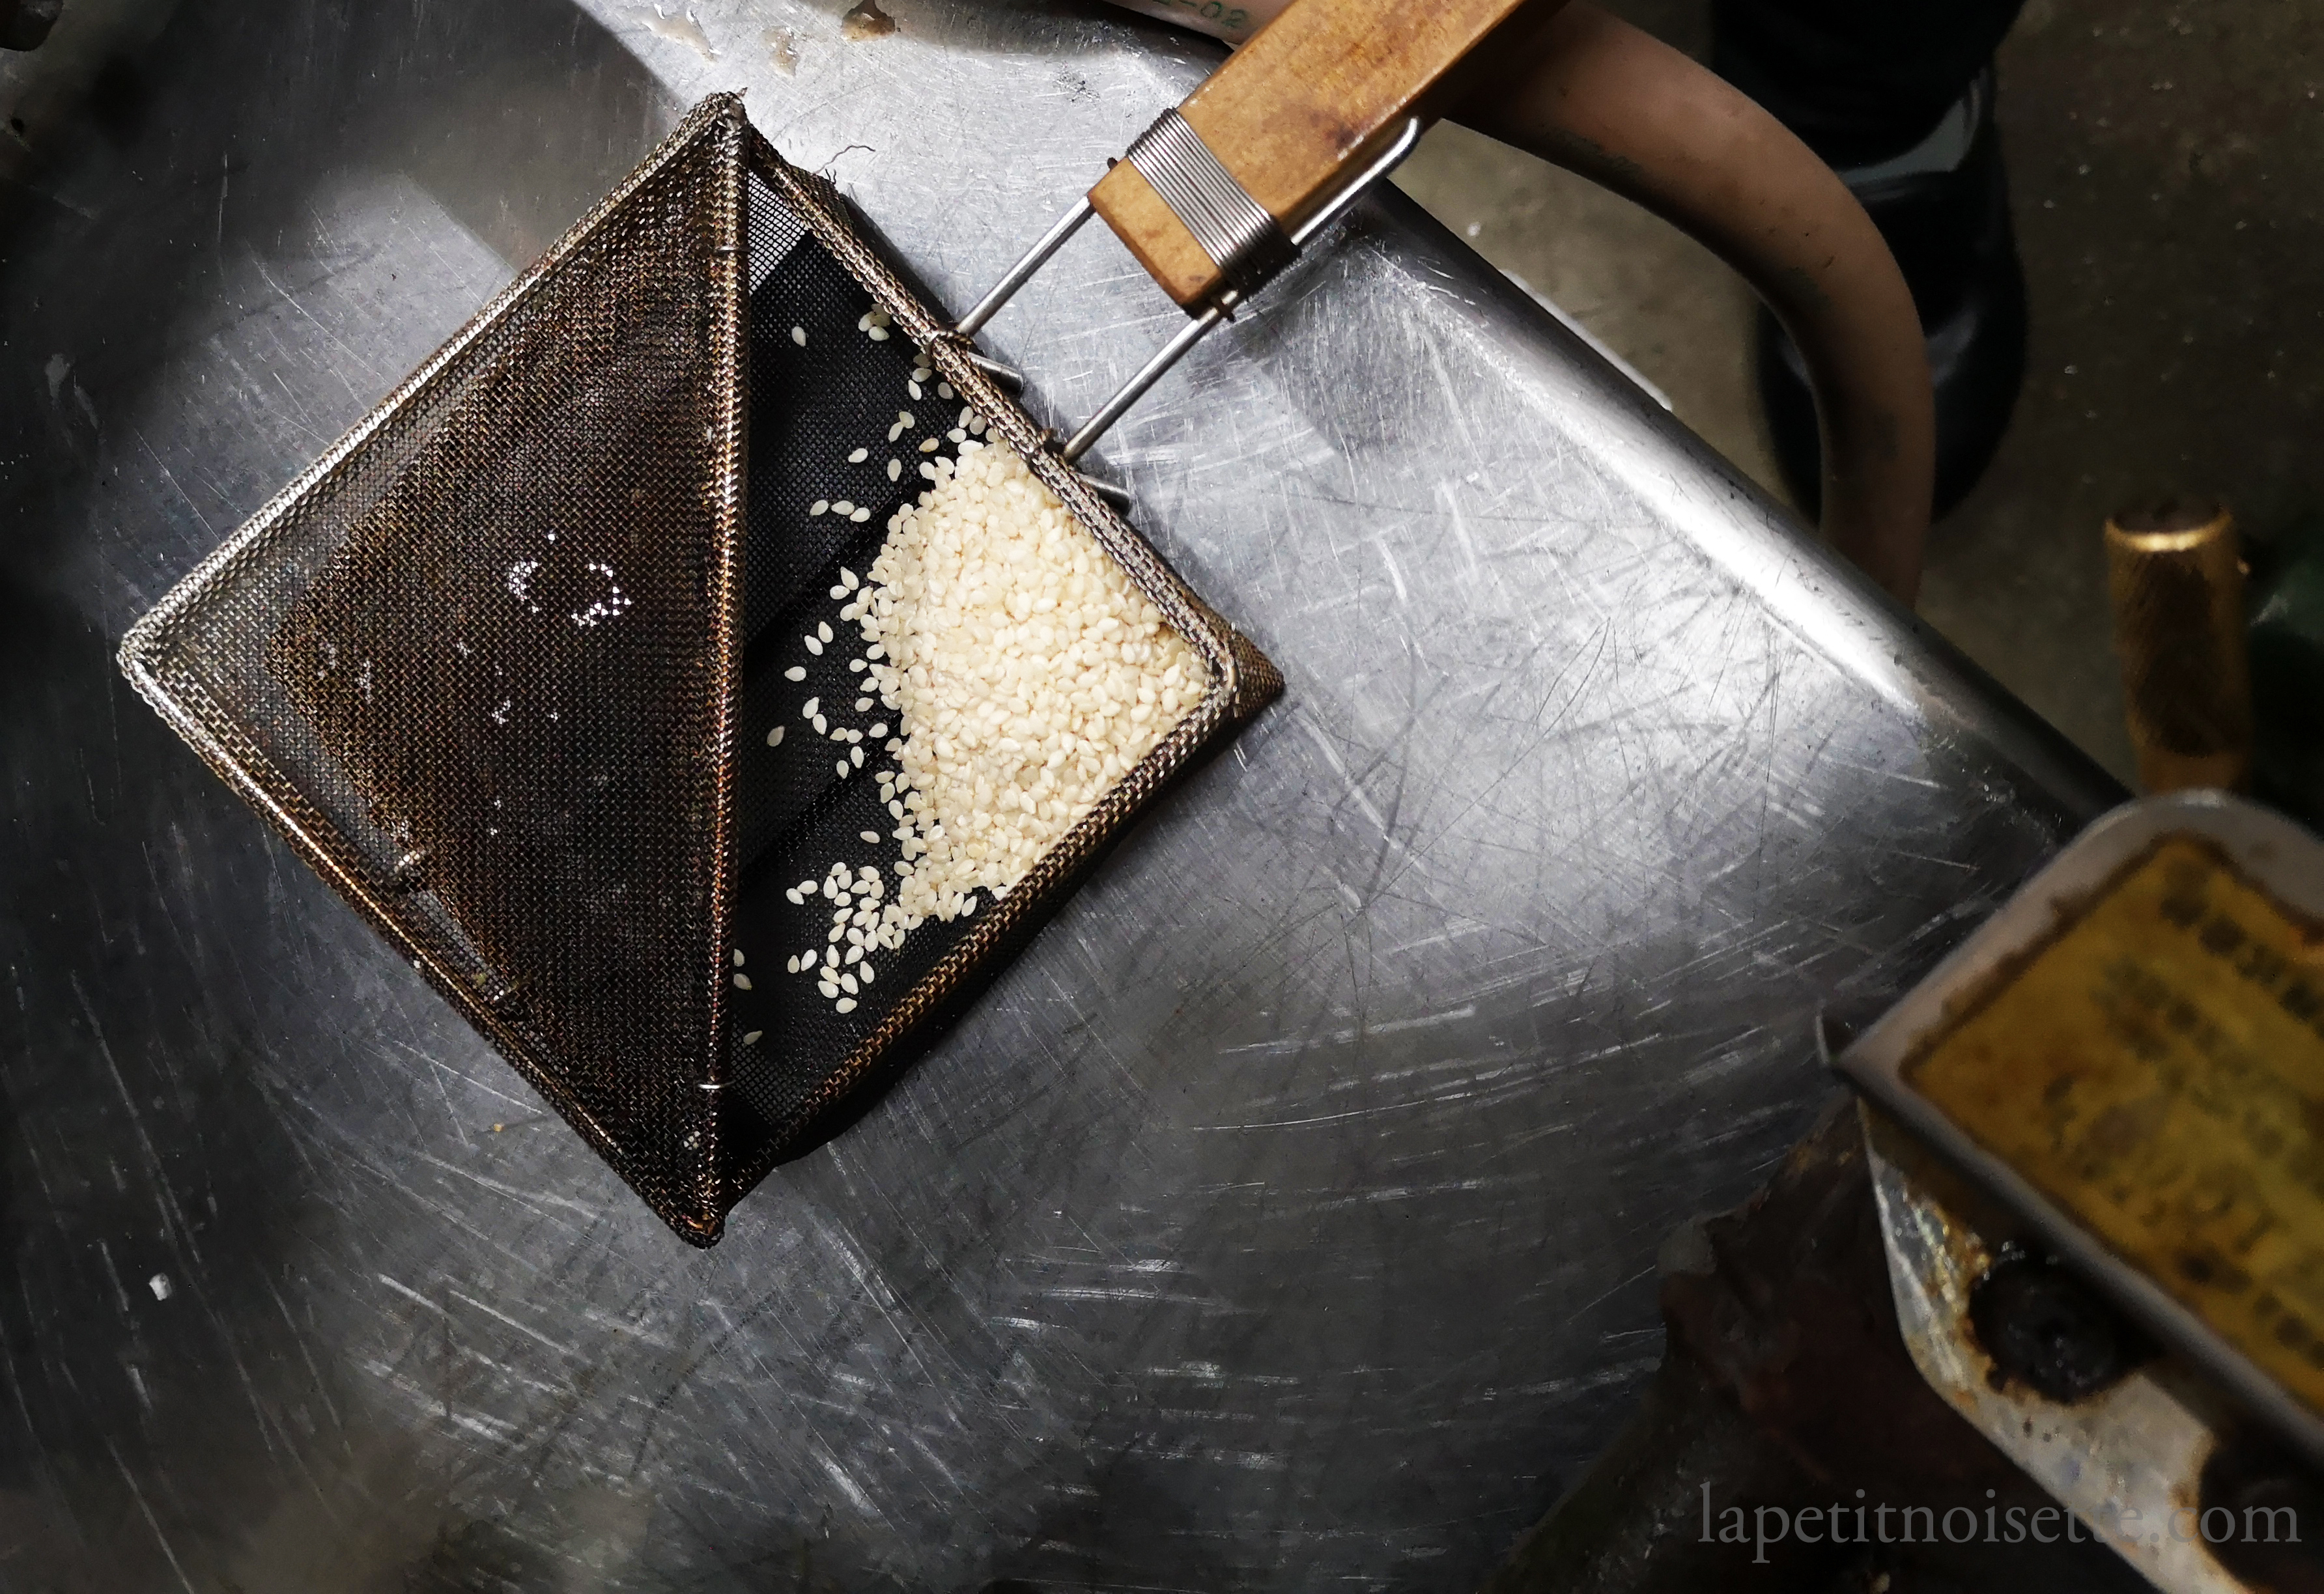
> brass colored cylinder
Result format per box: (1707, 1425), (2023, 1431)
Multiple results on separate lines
(2105, 501), (2250, 794)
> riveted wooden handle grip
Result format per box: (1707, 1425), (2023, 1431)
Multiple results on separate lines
(1092, 0), (1545, 307)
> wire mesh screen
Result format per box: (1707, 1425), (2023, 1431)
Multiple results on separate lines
(120, 96), (1281, 1243)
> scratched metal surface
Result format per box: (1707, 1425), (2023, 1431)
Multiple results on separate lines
(0, 0), (2121, 1588)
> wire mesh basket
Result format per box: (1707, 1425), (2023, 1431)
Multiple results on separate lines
(119, 96), (1281, 1243)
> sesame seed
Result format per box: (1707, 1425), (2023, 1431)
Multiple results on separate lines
(888, 459), (901, 481)
(909, 380), (923, 398)
(791, 326), (807, 345)
(732, 948), (746, 966)
(819, 980), (838, 998)
(850, 746), (864, 767)
(805, 636), (824, 655)
(936, 381), (954, 398)
(810, 499), (829, 516)
(856, 696), (873, 712)
(919, 437), (941, 453)
(786, 954), (800, 972)
(858, 964), (875, 983)
(850, 507), (871, 522)
(887, 423), (905, 443)
(767, 725), (785, 747)
(817, 621), (834, 643)
(840, 972), (859, 994)
(836, 760), (850, 777)
(785, 666), (806, 682)
(867, 328), (888, 341)
(732, 972), (752, 990)
(835, 996), (858, 1012)
(802, 697), (819, 718)
(848, 447), (869, 464)
(860, 830), (880, 844)
(744, 1030), (763, 1044)
(813, 714), (827, 733)
(841, 568), (859, 589)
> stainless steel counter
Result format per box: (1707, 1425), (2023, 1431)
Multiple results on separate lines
(0, 0), (2118, 1587)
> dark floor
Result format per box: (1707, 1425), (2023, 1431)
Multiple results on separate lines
(1396, 0), (2324, 787)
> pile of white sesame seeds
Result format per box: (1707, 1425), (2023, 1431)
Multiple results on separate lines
(859, 439), (1204, 925)
(737, 321), (1204, 1028)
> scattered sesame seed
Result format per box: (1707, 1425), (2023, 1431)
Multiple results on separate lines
(805, 636), (824, 655)
(936, 381), (954, 398)
(855, 696), (873, 712)
(887, 459), (901, 481)
(810, 499), (829, 516)
(802, 697), (819, 718)
(835, 996), (858, 1012)
(850, 507), (871, 522)
(819, 979), (839, 998)
(744, 1029), (764, 1044)
(818, 621), (834, 643)
(836, 759), (850, 777)
(733, 948), (746, 966)
(767, 725), (785, 746)
(813, 714), (827, 733)
(849, 447), (870, 464)
(784, 665), (806, 682)
(791, 326), (807, 346)
(908, 381), (923, 398)
(732, 972), (752, 990)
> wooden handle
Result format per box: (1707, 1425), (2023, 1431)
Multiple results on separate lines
(1092, 0), (1542, 307)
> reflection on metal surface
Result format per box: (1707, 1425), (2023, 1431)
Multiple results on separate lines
(1864, 1109), (2253, 1594)
(0, 0), (2121, 1585)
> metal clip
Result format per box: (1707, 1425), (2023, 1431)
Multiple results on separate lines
(946, 115), (1424, 482)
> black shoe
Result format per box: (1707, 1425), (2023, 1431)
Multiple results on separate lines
(1757, 68), (2028, 521)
